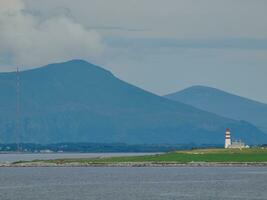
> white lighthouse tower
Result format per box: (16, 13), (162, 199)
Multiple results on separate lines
(225, 128), (231, 148)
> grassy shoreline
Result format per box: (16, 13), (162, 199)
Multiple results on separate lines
(2, 148), (267, 167)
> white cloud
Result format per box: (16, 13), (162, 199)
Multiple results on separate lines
(0, 0), (105, 70)
(24, 0), (267, 39)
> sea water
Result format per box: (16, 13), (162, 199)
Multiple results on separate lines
(0, 153), (157, 163)
(0, 167), (267, 200)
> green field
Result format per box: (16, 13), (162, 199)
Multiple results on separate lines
(36, 148), (267, 164)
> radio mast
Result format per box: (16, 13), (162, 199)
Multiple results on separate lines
(16, 67), (20, 152)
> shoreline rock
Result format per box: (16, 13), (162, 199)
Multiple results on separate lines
(2, 162), (267, 168)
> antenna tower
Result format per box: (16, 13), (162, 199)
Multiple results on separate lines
(16, 67), (20, 152)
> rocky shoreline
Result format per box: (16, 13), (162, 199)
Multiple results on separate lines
(1, 162), (267, 167)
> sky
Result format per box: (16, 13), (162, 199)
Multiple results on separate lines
(0, 0), (267, 103)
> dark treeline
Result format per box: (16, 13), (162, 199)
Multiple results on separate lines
(0, 143), (223, 153)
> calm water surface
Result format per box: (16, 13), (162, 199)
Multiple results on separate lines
(0, 167), (267, 200)
(0, 153), (157, 163)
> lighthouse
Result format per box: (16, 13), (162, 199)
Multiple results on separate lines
(225, 128), (231, 148)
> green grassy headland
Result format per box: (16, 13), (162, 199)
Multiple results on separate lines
(30, 148), (267, 164)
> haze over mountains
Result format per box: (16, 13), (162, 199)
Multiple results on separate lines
(165, 86), (267, 134)
(0, 60), (266, 145)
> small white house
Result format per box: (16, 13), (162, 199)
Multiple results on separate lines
(225, 129), (249, 149)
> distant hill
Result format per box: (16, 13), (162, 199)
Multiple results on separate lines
(0, 60), (266, 145)
(165, 85), (267, 133)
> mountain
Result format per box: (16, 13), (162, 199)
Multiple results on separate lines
(0, 60), (266, 145)
(165, 85), (267, 133)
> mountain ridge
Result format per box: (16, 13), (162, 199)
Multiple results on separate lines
(165, 85), (267, 133)
(0, 60), (266, 145)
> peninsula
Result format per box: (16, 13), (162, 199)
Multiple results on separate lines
(3, 148), (267, 167)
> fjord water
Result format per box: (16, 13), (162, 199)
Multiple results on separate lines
(0, 153), (157, 163)
(0, 167), (267, 200)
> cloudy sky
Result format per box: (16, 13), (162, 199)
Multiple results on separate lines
(1, 0), (267, 103)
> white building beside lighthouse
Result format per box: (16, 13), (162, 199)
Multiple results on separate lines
(224, 128), (249, 149)
(225, 128), (231, 148)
